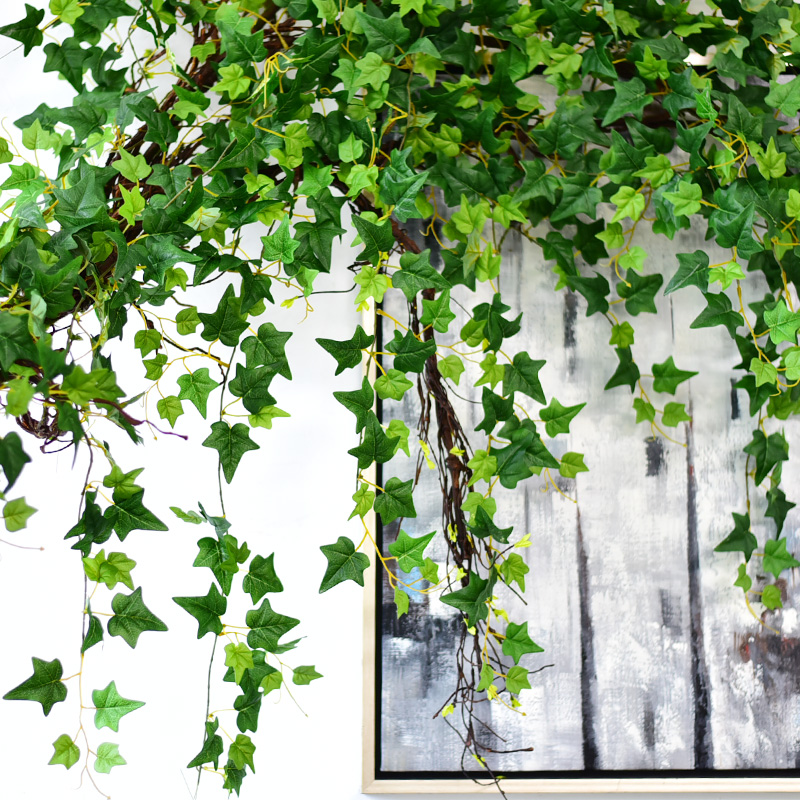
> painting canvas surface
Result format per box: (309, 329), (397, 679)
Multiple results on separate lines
(376, 223), (800, 778)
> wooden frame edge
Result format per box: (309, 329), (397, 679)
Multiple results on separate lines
(362, 778), (800, 794)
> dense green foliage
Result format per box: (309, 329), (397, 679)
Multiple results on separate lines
(1, 0), (800, 792)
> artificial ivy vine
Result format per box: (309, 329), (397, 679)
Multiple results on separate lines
(0, 0), (799, 793)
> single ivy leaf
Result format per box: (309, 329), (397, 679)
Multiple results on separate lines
(3, 657), (66, 716)
(3, 497), (36, 532)
(392, 250), (450, 300)
(633, 398), (656, 424)
(715, 512), (757, 561)
(92, 681), (145, 733)
(763, 538), (800, 580)
(333, 377), (374, 433)
(187, 718), (224, 770)
(0, 432), (31, 491)
(540, 398), (586, 437)
(750, 358), (777, 388)
(352, 214), (394, 264)
(765, 486), (795, 535)
(440, 571), (495, 625)
(762, 584), (783, 610)
(651, 356), (697, 394)
(734, 563), (752, 594)
(177, 368), (219, 418)
(375, 369), (413, 401)
(609, 322), (635, 348)
(559, 452), (589, 479)
(601, 77), (650, 126)
(229, 734), (256, 772)
(373, 477), (416, 525)
(421, 557), (440, 585)
(664, 251), (709, 295)
(316, 325), (373, 375)
(394, 586), (410, 618)
(49, 734), (80, 770)
(194, 537), (235, 595)
(502, 621), (544, 665)
(690, 292), (741, 338)
(171, 507), (203, 524)
(246, 598), (300, 653)
(349, 484), (375, 521)
(199, 284), (249, 347)
(102, 466), (144, 501)
(662, 402), (691, 427)
(157, 396), (183, 428)
(420, 290), (456, 333)
(499, 552), (529, 592)
(112, 149), (152, 183)
(240, 323), (292, 378)
(319, 536), (370, 592)
(105, 490), (168, 541)
(108, 587), (168, 648)
(743, 430), (789, 486)
(763, 300), (800, 346)
(81, 607), (104, 653)
(243, 553), (283, 603)
(224, 643), (254, 685)
(203, 421), (260, 484)
(388, 530), (436, 572)
(261, 217), (299, 264)
(468, 506), (513, 543)
(292, 665), (323, 686)
(347, 412), (396, 470)
(94, 742), (126, 774)
(173, 583), (227, 638)
(766, 76), (800, 117)
(467, 450), (497, 486)
(505, 665), (531, 694)
(618, 272), (663, 316)
(503, 353), (546, 404)
(385, 329), (437, 373)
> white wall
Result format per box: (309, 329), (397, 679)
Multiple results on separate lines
(0, 2), (790, 799)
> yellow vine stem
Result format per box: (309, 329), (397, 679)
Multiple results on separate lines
(744, 592), (780, 636)
(543, 469), (577, 504)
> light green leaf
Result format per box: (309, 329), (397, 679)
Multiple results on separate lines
(92, 681), (145, 732)
(49, 734), (80, 769)
(94, 742), (126, 774)
(3, 497), (35, 532)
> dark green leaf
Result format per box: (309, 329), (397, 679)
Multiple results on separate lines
(108, 587), (168, 648)
(319, 536), (370, 592)
(3, 657), (66, 716)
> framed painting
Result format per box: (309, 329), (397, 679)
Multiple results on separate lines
(362, 221), (800, 793)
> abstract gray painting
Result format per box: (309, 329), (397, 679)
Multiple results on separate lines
(376, 223), (800, 778)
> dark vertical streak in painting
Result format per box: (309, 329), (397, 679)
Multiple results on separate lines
(730, 378), (740, 420)
(563, 291), (578, 348)
(685, 399), (713, 768)
(645, 437), (664, 477)
(576, 502), (598, 770)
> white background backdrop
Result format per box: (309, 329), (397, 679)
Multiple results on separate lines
(0, 2), (790, 799)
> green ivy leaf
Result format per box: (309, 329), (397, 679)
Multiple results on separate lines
(173, 583), (227, 638)
(292, 665), (323, 686)
(385, 329), (437, 373)
(375, 369), (413, 401)
(618, 272), (663, 315)
(505, 665), (531, 694)
(187, 719), (224, 770)
(499, 553), (528, 592)
(82, 549), (136, 590)
(112, 149), (152, 182)
(202, 421), (260, 484)
(388, 530), (436, 572)
(715, 512), (757, 561)
(49, 734), (80, 770)
(105, 490), (168, 541)
(763, 300), (800, 345)
(108, 587), (168, 648)
(559, 452), (589, 478)
(763, 538), (800, 580)
(503, 353), (546, 404)
(690, 292), (741, 338)
(246, 598), (300, 653)
(177, 368), (219, 418)
(373, 477), (416, 525)
(3, 496), (36, 532)
(440, 571), (495, 625)
(157, 395), (183, 428)
(243, 553), (283, 603)
(319, 536), (370, 592)
(317, 325), (373, 375)
(734, 563), (751, 594)
(540, 398), (586, 437)
(762, 584), (783, 610)
(502, 622), (543, 665)
(94, 742), (126, 774)
(3, 657), (66, 716)
(224, 643), (254, 685)
(661, 402), (691, 427)
(92, 681), (145, 732)
(651, 356), (697, 394)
